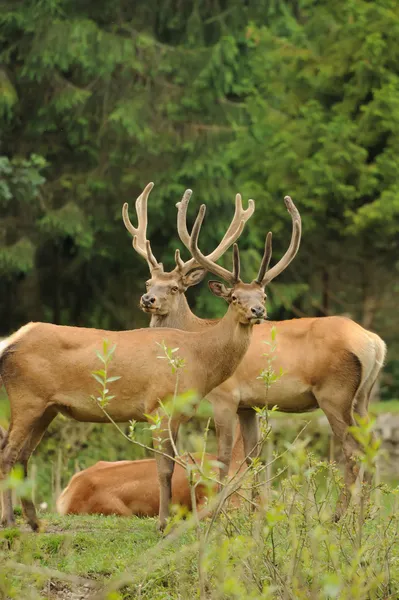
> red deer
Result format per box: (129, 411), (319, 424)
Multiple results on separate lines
(0, 187), (298, 531)
(57, 422), (245, 517)
(124, 184), (385, 519)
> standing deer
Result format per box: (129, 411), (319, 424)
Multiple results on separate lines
(0, 191), (284, 532)
(123, 184), (385, 519)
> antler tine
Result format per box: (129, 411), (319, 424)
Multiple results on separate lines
(174, 248), (186, 272)
(255, 232), (273, 285)
(189, 205), (238, 285)
(144, 239), (160, 270)
(261, 196), (301, 286)
(232, 243), (241, 282)
(175, 190), (254, 274)
(207, 194), (255, 262)
(176, 189), (193, 249)
(122, 182), (162, 271)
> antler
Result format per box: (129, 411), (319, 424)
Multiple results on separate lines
(255, 232), (273, 285)
(175, 190), (254, 275)
(188, 205), (241, 285)
(257, 196), (301, 286)
(122, 182), (162, 272)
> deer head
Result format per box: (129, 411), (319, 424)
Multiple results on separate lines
(122, 184), (254, 317)
(181, 195), (301, 325)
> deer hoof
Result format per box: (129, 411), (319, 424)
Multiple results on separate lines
(0, 517), (16, 529)
(28, 519), (41, 533)
(157, 520), (166, 533)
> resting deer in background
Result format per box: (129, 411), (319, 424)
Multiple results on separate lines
(57, 421), (245, 517)
(0, 190), (280, 532)
(124, 183), (386, 519)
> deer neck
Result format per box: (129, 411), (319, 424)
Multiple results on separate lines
(198, 306), (253, 393)
(149, 294), (210, 332)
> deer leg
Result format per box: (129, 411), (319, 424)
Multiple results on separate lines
(238, 410), (261, 508)
(17, 408), (57, 531)
(315, 350), (364, 521)
(0, 428), (13, 528)
(238, 410), (259, 466)
(1, 419), (37, 528)
(86, 493), (132, 517)
(214, 409), (236, 483)
(317, 397), (360, 520)
(1, 489), (14, 528)
(353, 389), (376, 496)
(153, 419), (179, 532)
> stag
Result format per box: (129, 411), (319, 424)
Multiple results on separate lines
(123, 184), (385, 519)
(0, 191), (278, 532)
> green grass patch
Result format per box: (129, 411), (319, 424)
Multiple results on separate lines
(0, 513), (197, 599)
(1, 487), (399, 600)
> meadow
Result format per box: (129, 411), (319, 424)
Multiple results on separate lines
(1, 391), (399, 600)
(1, 452), (399, 600)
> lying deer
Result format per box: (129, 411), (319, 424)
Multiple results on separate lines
(0, 189), (291, 531)
(123, 184), (386, 519)
(57, 422), (245, 517)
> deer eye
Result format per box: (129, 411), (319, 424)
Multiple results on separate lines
(145, 281), (151, 289)
(171, 286), (179, 293)
(231, 295), (237, 303)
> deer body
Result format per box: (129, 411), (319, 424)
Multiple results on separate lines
(57, 423), (245, 517)
(171, 316), (383, 413)
(57, 458), (206, 517)
(0, 315), (253, 531)
(0, 187), (273, 532)
(125, 183), (385, 519)
(149, 291), (385, 519)
(2, 316), (251, 425)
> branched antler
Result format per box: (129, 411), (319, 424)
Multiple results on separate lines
(258, 196), (301, 286)
(188, 204), (242, 285)
(175, 190), (254, 275)
(122, 182), (162, 272)
(181, 194), (301, 288)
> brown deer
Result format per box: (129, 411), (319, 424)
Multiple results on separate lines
(56, 422), (245, 517)
(124, 184), (386, 519)
(0, 191), (286, 532)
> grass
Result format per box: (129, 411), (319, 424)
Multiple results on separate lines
(1, 408), (398, 599)
(0, 513), (197, 599)
(1, 483), (399, 600)
(1, 514), (160, 577)
(1, 387), (399, 599)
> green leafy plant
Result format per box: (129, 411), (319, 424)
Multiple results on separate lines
(90, 339), (121, 409)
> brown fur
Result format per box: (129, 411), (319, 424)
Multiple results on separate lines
(130, 186), (386, 518)
(0, 251), (270, 531)
(146, 290), (386, 519)
(57, 423), (245, 517)
(141, 255), (384, 519)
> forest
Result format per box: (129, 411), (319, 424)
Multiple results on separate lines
(1, 0), (398, 397)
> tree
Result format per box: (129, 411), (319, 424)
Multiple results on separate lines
(0, 0), (397, 396)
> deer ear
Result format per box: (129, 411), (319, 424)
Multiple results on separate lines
(182, 269), (206, 288)
(208, 280), (231, 300)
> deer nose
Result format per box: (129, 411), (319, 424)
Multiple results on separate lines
(141, 293), (156, 307)
(251, 305), (265, 318)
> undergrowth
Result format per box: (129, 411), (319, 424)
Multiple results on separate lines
(1, 333), (398, 599)
(0, 456), (398, 599)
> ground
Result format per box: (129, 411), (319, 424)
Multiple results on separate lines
(0, 514), (164, 599)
